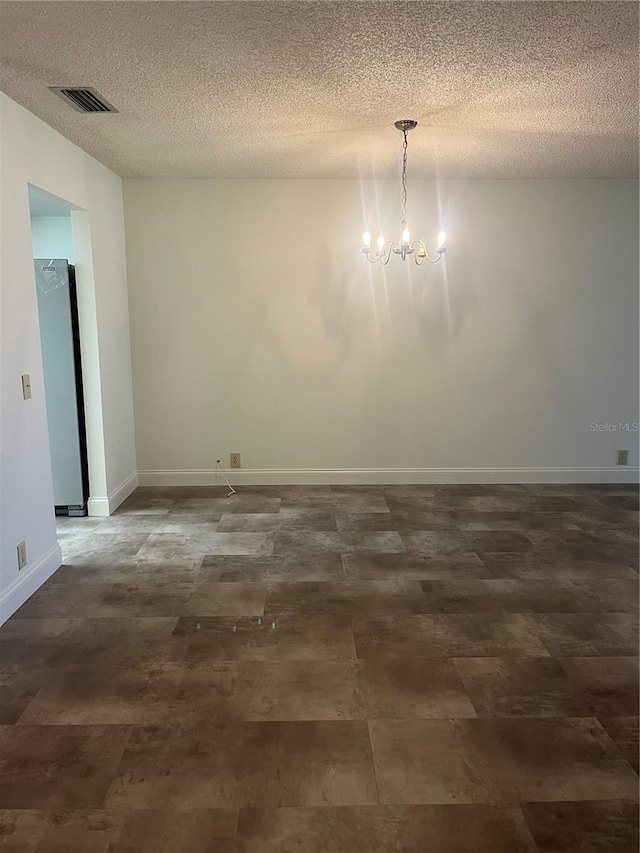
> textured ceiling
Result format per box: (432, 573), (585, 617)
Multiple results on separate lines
(0, 1), (637, 178)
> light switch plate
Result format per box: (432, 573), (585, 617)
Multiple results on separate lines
(21, 374), (32, 400)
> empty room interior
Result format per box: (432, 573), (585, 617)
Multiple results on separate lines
(0, 1), (639, 851)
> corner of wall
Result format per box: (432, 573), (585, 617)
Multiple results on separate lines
(108, 470), (138, 512)
(87, 469), (138, 516)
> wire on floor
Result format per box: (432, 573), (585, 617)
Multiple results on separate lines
(215, 460), (237, 497)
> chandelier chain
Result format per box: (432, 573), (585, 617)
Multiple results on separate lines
(401, 129), (408, 224)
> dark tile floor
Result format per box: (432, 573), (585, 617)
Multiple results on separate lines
(0, 483), (638, 851)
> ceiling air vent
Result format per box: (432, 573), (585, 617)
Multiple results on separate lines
(49, 87), (117, 114)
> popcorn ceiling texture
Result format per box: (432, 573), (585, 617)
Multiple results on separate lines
(0, 1), (637, 178)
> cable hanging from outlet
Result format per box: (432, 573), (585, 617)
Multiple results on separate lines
(215, 460), (237, 497)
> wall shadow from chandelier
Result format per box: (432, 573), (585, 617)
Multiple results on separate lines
(315, 177), (478, 359)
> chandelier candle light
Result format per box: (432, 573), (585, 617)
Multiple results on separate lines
(362, 120), (446, 266)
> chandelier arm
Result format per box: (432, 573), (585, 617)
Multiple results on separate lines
(363, 240), (396, 264)
(409, 240), (442, 264)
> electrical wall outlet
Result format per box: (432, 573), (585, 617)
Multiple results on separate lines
(230, 453), (241, 469)
(21, 374), (32, 400)
(17, 541), (27, 570)
(617, 450), (629, 466)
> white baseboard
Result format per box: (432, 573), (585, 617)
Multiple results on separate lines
(88, 470), (138, 517)
(87, 496), (110, 517)
(0, 543), (62, 627)
(137, 467), (640, 487)
(108, 470), (138, 512)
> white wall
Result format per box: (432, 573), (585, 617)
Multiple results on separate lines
(123, 178), (639, 485)
(0, 92), (137, 624)
(30, 215), (75, 262)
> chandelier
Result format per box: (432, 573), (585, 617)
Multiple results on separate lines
(362, 120), (446, 266)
